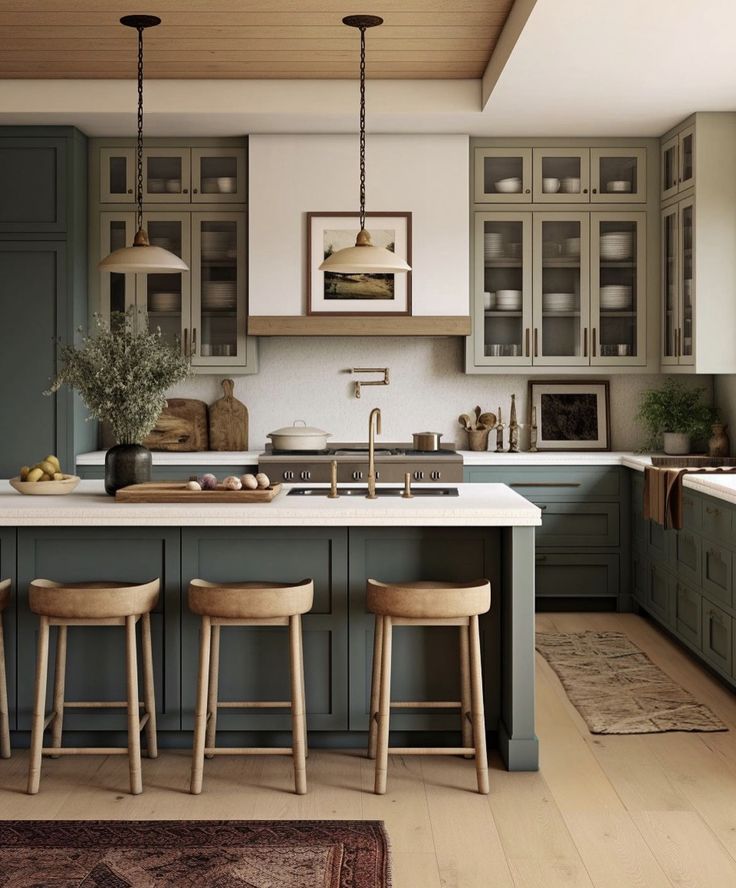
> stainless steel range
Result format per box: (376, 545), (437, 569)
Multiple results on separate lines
(259, 443), (463, 484)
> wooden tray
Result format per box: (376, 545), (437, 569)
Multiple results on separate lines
(115, 482), (282, 503)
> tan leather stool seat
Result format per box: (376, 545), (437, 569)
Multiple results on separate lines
(0, 579), (10, 759)
(26, 577), (160, 796)
(189, 578), (314, 796)
(188, 579), (313, 619)
(367, 579), (490, 619)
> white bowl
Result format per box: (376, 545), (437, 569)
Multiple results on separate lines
(165, 179), (182, 193)
(10, 474), (80, 496)
(606, 180), (632, 193)
(560, 177), (581, 193)
(542, 177), (561, 193)
(564, 237), (581, 257)
(494, 177), (522, 194)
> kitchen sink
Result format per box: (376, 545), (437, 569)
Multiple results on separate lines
(287, 486), (459, 497)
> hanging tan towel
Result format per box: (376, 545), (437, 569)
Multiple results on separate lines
(643, 465), (736, 530)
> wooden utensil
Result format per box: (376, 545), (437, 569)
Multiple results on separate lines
(458, 413), (475, 431)
(143, 399), (209, 451)
(478, 412), (497, 429)
(209, 379), (249, 451)
(115, 482), (282, 503)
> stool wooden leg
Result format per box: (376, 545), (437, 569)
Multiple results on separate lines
(190, 615), (211, 795)
(367, 614), (384, 761)
(50, 625), (67, 758)
(0, 612), (10, 759)
(374, 615), (393, 795)
(27, 615), (50, 794)
(468, 614), (489, 795)
(141, 612), (158, 760)
(204, 624), (220, 759)
(125, 615), (143, 795)
(459, 623), (473, 758)
(289, 615), (307, 795)
(300, 631), (308, 761)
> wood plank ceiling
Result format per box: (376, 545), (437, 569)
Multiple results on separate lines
(0, 0), (514, 79)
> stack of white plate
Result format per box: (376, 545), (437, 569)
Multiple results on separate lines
(149, 237), (174, 251)
(202, 176), (237, 194)
(201, 230), (235, 261)
(484, 232), (505, 261)
(495, 289), (522, 311)
(148, 178), (166, 193)
(203, 280), (237, 311)
(600, 231), (634, 260)
(149, 291), (180, 313)
(543, 292), (576, 313)
(600, 285), (633, 310)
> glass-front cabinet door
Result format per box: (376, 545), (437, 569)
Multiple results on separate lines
(591, 148), (646, 203)
(99, 212), (137, 316)
(679, 198), (695, 365)
(138, 213), (191, 355)
(474, 213), (532, 366)
(192, 148), (247, 203)
(590, 213), (646, 366)
(661, 136), (679, 201)
(100, 148), (135, 203)
(533, 213), (590, 365)
(143, 148), (191, 202)
(191, 212), (247, 367)
(473, 148), (532, 203)
(661, 205), (679, 364)
(533, 149), (590, 203)
(679, 126), (695, 192)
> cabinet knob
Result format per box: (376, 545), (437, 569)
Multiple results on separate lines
(127, 188), (133, 194)
(193, 188), (198, 194)
(183, 188), (188, 194)
(583, 188), (588, 194)
(592, 188), (597, 194)
(524, 188), (531, 194)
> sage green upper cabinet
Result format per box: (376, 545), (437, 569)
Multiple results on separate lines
(0, 137), (67, 233)
(533, 149), (590, 203)
(591, 148), (647, 203)
(474, 147), (532, 203)
(90, 138), (257, 374)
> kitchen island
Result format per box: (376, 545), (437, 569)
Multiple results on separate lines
(0, 481), (540, 770)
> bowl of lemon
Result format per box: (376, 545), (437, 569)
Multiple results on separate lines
(9, 455), (80, 495)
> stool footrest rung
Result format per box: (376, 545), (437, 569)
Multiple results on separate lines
(390, 701), (462, 709)
(388, 747), (476, 756)
(216, 701), (292, 709)
(204, 747), (293, 756)
(41, 747), (129, 756)
(63, 701), (144, 709)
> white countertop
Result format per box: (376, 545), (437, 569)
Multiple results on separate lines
(682, 474), (736, 506)
(0, 481), (542, 528)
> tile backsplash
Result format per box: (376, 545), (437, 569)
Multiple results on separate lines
(165, 338), (713, 452)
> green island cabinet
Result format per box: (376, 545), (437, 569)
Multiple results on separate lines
(0, 126), (93, 478)
(465, 466), (630, 610)
(631, 470), (736, 688)
(5, 526), (506, 748)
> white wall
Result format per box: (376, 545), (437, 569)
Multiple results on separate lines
(248, 133), (469, 316)
(169, 338), (712, 452)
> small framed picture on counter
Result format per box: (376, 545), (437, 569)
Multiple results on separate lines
(307, 211), (412, 316)
(528, 380), (610, 451)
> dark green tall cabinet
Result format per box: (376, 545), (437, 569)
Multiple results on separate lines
(0, 126), (92, 478)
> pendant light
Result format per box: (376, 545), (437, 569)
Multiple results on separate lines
(319, 16), (411, 275)
(99, 15), (188, 274)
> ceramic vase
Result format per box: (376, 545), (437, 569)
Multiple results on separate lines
(104, 443), (152, 495)
(662, 432), (691, 456)
(708, 422), (730, 458)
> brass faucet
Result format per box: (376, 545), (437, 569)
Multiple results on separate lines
(367, 407), (382, 499)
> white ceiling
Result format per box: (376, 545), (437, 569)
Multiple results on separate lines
(0, 0), (734, 137)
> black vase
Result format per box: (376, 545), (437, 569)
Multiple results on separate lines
(104, 443), (152, 495)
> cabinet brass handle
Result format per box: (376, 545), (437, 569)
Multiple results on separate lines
(583, 327), (588, 358)
(525, 327), (530, 357)
(534, 327), (539, 357)
(592, 327), (597, 357)
(192, 327), (197, 355)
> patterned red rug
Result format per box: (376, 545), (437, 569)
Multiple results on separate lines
(0, 820), (391, 887)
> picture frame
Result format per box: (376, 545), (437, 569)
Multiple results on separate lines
(528, 380), (611, 451)
(307, 211), (412, 316)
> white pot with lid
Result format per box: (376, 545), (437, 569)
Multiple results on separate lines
(267, 420), (332, 451)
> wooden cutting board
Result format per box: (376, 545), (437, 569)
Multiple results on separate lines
(209, 379), (248, 451)
(115, 482), (282, 503)
(143, 399), (209, 452)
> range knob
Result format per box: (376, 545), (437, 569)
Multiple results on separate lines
(352, 470), (364, 481)
(413, 470), (425, 481)
(300, 470), (311, 481)
(430, 470), (441, 480)
(283, 470), (295, 481)
(375, 471), (380, 480)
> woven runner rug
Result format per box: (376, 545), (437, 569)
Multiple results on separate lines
(536, 630), (727, 734)
(0, 820), (391, 887)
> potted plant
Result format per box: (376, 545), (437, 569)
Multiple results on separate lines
(49, 309), (190, 494)
(637, 378), (716, 455)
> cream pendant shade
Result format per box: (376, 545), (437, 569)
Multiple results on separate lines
(320, 243), (411, 275)
(99, 243), (189, 274)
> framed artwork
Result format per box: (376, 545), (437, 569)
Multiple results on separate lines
(307, 211), (412, 315)
(528, 380), (611, 451)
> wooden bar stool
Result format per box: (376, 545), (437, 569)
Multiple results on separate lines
(366, 578), (492, 795)
(27, 578), (159, 795)
(188, 578), (313, 796)
(0, 579), (10, 759)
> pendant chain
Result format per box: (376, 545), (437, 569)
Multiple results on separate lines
(136, 24), (145, 233)
(359, 25), (366, 233)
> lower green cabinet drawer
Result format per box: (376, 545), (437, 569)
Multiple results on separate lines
(536, 502), (619, 547)
(648, 520), (674, 562)
(647, 563), (675, 626)
(535, 553), (619, 599)
(702, 500), (733, 545)
(703, 542), (732, 609)
(632, 549), (649, 603)
(682, 491), (703, 532)
(702, 599), (732, 675)
(675, 581), (702, 649)
(675, 529), (701, 587)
